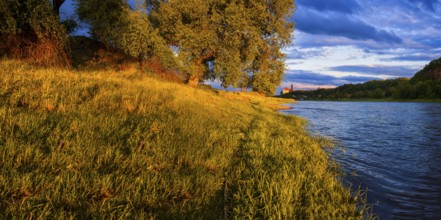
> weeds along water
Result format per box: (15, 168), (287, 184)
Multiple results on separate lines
(0, 60), (370, 218)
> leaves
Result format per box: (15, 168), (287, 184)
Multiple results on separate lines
(76, 0), (177, 69)
(154, 0), (294, 93)
(82, 0), (295, 93)
(0, 0), (69, 67)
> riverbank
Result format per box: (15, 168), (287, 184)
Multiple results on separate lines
(280, 97), (441, 103)
(0, 60), (369, 218)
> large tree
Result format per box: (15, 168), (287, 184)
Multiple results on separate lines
(76, 0), (294, 94)
(150, 0), (295, 94)
(76, 0), (177, 69)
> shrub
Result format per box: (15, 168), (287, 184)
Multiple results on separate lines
(0, 0), (69, 67)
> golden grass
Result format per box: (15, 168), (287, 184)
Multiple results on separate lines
(0, 59), (370, 219)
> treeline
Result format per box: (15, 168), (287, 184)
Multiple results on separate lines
(284, 57), (441, 100)
(290, 79), (441, 100)
(1, 0), (295, 95)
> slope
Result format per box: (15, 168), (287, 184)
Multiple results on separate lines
(0, 59), (368, 219)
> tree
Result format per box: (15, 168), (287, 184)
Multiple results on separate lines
(150, 0), (295, 95)
(411, 57), (441, 82)
(76, 0), (177, 69)
(0, 0), (69, 66)
(52, 0), (65, 15)
(371, 88), (384, 99)
(1, 0), (65, 35)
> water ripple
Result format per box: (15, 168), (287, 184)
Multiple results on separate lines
(282, 101), (441, 219)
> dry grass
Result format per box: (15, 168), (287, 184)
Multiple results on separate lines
(0, 59), (371, 219)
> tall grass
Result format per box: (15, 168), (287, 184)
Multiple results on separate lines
(0, 59), (370, 218)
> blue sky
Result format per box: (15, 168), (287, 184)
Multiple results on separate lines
(60, 0), (441, 92)
(283, 0), (441, 90)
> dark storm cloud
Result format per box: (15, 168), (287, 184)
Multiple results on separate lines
(294, 9), (402, 44)
(284, 70), (381, 86)
(330, 65), (418, 77)
(296, 0), (360, 14)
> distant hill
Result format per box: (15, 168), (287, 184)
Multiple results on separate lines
(411, 57), (441, 82)
(279, 57), (441, 100)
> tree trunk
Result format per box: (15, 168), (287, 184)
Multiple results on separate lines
(53, 0), (65, 16)
(186, 50), (215, 87)
(187, 75), (199, 87)
(187, 58), (204, 87)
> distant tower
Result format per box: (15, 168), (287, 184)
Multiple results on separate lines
(290, 84), (294, 92)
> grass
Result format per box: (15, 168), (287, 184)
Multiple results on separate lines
(0, 59), (370, 219)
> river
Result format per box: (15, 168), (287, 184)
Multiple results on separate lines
(281, 101), (441, 219)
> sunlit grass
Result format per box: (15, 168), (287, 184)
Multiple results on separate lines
(0, 59), (371, 218)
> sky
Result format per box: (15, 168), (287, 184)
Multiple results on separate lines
(60, 0), (441, 92)
(282, 0), (441, 91)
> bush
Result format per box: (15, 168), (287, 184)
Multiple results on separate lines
(0, 0), (69, 67)
(77, 0), (177, 71)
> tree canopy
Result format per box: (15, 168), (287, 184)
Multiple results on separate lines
(411, 57), (441, 82)
(76, 0), (177, 69)
(150, 0), (295, 94)
(77, 0), (295, 95)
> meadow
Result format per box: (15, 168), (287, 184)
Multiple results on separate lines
(0, 59), (369, 219)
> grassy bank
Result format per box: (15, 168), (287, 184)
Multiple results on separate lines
(0, 60), (368, 219)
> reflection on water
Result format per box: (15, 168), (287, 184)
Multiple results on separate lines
(282, 101), (441, 219)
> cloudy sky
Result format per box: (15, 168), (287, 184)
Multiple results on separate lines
(283, 0), (441, 90)
(60, 0), (441, 92)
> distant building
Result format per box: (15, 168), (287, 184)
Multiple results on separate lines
(280, 84), (294, 95)
(281, 87), (290, 95)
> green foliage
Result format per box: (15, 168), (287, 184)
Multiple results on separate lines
(411, 57), (441, 82)
(76, 0), (177, 69)
(251, 71), (281, 96)
(0, 0), (68, 66)
(288, 78), (441, 101)
(1, 0), (54, 36)
(0, 59), (370, 218)
(151, 0), (294, 93)
(0, 0), (67, 40)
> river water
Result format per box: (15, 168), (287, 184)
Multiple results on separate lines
(281, 101), (441, 219)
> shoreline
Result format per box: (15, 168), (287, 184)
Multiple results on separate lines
(281, 98), (441, 103)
